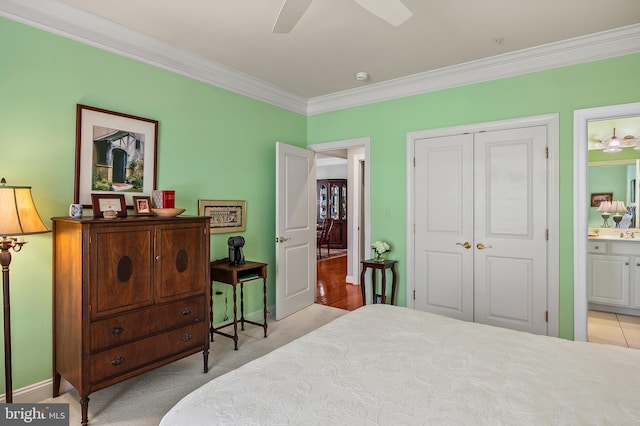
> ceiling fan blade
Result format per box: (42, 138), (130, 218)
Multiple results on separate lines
(272, 0), (314, 33)
(352, 0), (412, 26)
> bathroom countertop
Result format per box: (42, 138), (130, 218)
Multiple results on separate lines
(588, 232), (640, 241)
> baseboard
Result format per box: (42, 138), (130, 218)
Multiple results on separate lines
(1, 379), (51, 403)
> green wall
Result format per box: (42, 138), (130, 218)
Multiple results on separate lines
(588, 165), (633, 228)
(308, 52), (640, 340)
(2, 14), (640, 396)
(0, 17), (306, 393)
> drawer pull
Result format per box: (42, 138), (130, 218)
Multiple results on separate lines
(182, 334), (192, 342)
(594, 246), (599, 250)
(182, 307), (192, 316)
(111, 356), (124, 366)
(110, 326), (124, 335)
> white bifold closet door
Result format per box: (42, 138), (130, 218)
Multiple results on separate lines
(414, 126), (548, 335)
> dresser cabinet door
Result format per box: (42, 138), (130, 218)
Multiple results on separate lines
(156, 223), (206, 301)
(91, 226), (154, 318)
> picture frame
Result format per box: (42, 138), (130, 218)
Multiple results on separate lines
(133, 196), (153, 216)
(198, 200), (247, 234)
(591, 192), (613, 207)
(74, 104), (158, 208)
(91, 193), (127, 218)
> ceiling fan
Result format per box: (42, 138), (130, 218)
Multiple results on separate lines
(273, 0), (412, 33)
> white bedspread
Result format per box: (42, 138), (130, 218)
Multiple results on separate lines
(161, 304), (640, 425)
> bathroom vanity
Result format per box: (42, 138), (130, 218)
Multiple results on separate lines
(588, 230), (640, 315)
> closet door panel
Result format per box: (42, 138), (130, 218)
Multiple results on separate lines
(474, 126), (548, 334)
(414, 134), (474, 321)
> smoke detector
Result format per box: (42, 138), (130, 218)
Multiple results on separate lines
(355, 71), (369, 81)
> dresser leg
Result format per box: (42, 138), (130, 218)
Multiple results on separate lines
(202, 349), (209, 373)
(80, 396), (90, 426)
(53, 372), (61, 398)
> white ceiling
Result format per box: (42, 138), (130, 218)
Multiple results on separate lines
(2, 0), (639, 114)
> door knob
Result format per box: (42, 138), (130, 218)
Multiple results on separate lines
(275, 236), (291, 243)
(456, 242), (471, 249)
(476, 243), (493, 250)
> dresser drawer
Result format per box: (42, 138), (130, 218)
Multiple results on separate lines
(588, 241), (607, 254)
(90, 295), (206, 351)
(90, 322), (206, 384)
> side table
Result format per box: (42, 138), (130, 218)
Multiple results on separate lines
(210, 258), (268, 350)
(360, 259), (398, 305)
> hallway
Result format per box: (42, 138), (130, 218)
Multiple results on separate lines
(316, 253), (362, 311)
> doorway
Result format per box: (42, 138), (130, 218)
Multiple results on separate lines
(308, 138), (371, 309)
(573, 102), (640, 341)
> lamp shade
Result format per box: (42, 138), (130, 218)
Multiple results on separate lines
(610, 200), (627, 214)
(597, 201), (612, 212)
(0, 180), (49, 237)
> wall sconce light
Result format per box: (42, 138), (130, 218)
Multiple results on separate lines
(610, 200), (627, 228)
(597, 200), (612, 228)
(0, 178), (49, 402)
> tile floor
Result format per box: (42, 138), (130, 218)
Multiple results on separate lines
(588, 310), (640, 349)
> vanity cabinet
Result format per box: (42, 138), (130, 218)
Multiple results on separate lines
(588, 240), (640, 315)
(317, 179), (347, 248)
(52, 216), (211, 425)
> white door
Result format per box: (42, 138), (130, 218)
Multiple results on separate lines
(414, 134), (474, 321)
(414, 126), (548, 335)
(275, 142), (316, 320)
(473, 127), (548, 334)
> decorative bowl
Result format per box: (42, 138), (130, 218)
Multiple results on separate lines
(151, 208), (186, 217)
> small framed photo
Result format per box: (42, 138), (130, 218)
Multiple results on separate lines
(91, 193), (127, 218)
(133, 196), (153, 216)
(591, 192), (613, 207)
(198, 200), (246, 234)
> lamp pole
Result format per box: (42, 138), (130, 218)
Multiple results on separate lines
(0, 238), (16, 403)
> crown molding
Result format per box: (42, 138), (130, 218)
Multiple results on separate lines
(1, 0), (638, 117)
(0, 0), (308, 114)
(307, 24), (640, 115)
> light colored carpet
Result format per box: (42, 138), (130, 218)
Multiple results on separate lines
(41, 303), (347, 425)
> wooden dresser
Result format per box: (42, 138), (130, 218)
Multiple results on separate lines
(51, 216), (211, 425)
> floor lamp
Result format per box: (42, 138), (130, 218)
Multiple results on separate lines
(0, 178), (49, 403)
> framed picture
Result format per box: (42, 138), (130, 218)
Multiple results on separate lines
(198, 200), (246, 234)
(133, 196), (153, 216)
(591, 192), (613, 207)
(74, 104), (158, 208)
(91, 194), (127, 218)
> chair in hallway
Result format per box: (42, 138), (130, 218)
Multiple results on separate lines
(317, 218), (334, 258)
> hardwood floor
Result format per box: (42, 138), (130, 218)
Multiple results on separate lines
(316, 254), (363, 311)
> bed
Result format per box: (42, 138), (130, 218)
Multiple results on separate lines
(160, 304), (640, 425)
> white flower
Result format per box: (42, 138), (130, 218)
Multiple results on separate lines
(371, 240), (390, 255)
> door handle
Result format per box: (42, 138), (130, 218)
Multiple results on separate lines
(456, 241), (471, 249)
(275, 236), (291, 243)
(476, 243), (493, 250)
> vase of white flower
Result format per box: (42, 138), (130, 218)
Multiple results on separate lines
(371, 240), (391, 263)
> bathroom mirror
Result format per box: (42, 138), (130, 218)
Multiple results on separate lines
(588, 116), (640, 230)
